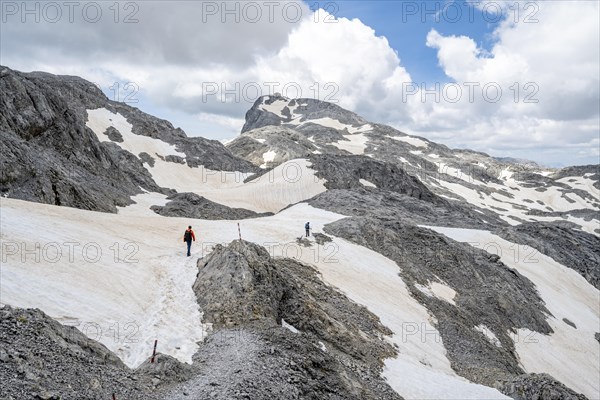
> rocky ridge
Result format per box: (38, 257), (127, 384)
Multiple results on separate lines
(0, 66), (256, 213)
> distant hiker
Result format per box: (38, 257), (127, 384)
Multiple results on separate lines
(183, 226), (196, 256)
(305, 222), (311, 237)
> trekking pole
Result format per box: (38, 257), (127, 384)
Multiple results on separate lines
(151, 339), (158, 363)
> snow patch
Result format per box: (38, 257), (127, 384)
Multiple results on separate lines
(87, 108), (185, 159)
(259, 98), (291, 119)
(0, 198), (207, 368)
(260, 150), (277, 168)
(557, 176), (599, 197)
(415, 282), (457, 305)
(281, 319), (299, 334)
(474, 325), (502, 347)
(389, 135), (428, 148)
(1, 199), (509, 399)
(296, 117), (372, 134)
(359, 179), (377, 188)
(332, 133), (368, 155)
(436, 174), (598, 233)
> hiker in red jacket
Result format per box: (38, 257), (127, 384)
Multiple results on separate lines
(183, 226), (196, 256)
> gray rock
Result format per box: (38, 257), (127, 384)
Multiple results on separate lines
(104, 126), (123, 142)
(151, 192), (271, 220)
(324, 217), (553, 386)
(138, 152), (155, 167)
(165, 155), (186, 164)
(0, 66), (256, 213)
(308, 188), (504, 229)
(309, 154), (441, 203)
(189, 240), (402, 399)
(227, 125), (317, 167)
(313, 232), (332, 245)
(495, 373), (588, 399)
(562, 318), (577, 328)
(0, 305), (160, 399)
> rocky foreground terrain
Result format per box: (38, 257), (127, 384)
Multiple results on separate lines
(1, 241), (587, 400)
(1, 67), (598, 399)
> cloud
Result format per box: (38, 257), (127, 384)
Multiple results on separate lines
(413, 1), (600, 165)
(1, 1), (302, 66)
(1, 0), (598, 166)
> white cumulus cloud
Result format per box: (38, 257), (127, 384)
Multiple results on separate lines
(1, 0), (598, 166)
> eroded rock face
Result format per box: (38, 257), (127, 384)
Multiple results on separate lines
(324, 217), (553, 387)
(227, 125), (317, 167)
(241, 95), (367, 134)
(191, 240), (401, 400)
(0, 306), (161, 400)
(150, 192), (271, 220)
(308, 154), (441, 203)
(495, 373), (588, 400)
(0, 66), (256, 212)
(0, 68), (160, 212)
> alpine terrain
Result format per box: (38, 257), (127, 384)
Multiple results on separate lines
(1, 67), (598, 400)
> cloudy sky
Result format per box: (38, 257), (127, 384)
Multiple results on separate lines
(2, 0), (598, 167)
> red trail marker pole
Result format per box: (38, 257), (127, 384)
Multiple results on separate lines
(112, 394), (116, 400)
(151, 339), (158, 363)
(237, 222), (242, 241)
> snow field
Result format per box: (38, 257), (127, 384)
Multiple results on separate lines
(436, 174), (599, 234)
(0, 197), (508, 399)
(359, 179), (377, 188)
(86, 108), (327, 214)
(389, 135), (429, 148)
(0, 198), (206, 368)
(415, 281), (457, 306)
(332, 133), (369, 155)
(86, 108), (185, 159)
(427, 226), (600, 399)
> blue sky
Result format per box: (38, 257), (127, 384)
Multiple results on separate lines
(315, 0), (502, 83)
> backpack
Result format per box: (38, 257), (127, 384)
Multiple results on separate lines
(184, 230), (192, 241)
(305, 223), (310, 230)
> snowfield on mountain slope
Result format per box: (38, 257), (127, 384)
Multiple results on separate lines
(86, 108), (327, 213)
(331, 132), (369, 155)
(0, 197), (508, 399)
(428, 226), (600, 399)
(432, 172), (600, 234)
(389, 135), (429, 148)
(0, 198), (207, 368)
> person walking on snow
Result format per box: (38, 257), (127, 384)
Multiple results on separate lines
(305, 222), (311, 237)
(183, 226), (196, 256)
